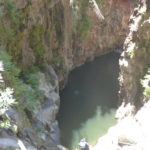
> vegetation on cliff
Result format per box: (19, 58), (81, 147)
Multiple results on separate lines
(0, 49), (44, 112)
(0, 0), (106, 114)
(0, 0), (45, 116)
(0, 0), (139, 149)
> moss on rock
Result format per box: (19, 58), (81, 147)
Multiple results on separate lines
(29, 26), (46, 67)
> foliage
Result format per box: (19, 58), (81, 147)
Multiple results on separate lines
(52, 50), (62, 65)
(0, 24), (15, 44)
(0, 0), (45, 112)
(29, 26), (46, 67)
(0, 49), (43, 112)
(72, 0), (106, 41)
(8, 31), (23, 63)
(141, 69), (150, 97)
(127, 43), (136, 58)
(12, 124), (18, 133)
(22, 67), (40, 89)
(0, 0), (24, 62)
(0, 118), (18, 131)
(76, 13), (92, 40)
(95, 0), (106, 8)
(72, 0), (92, 41)
(0, 119), (11, 128)
(0, 88), (15, 115)
(6, 0), (23, 24)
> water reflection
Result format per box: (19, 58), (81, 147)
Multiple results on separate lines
(71, 106), (116, 150)
(57, 52), (120, 149)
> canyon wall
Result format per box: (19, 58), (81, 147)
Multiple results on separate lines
(118, 0), (150, 119)
(0, 0), (136, 149)
(94, 1), (150, 149)
(11, 0), (134, 85)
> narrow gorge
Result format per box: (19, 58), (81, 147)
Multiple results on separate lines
(58, 52), (119, 149)
(0, 0), (150, 150)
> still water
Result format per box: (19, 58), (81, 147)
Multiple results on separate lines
(57, 52), (120, 149)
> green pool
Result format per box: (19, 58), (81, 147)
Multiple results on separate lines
(57, 52), (119, 149)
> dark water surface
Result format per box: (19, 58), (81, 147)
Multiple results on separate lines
(57, 52), (120, 149)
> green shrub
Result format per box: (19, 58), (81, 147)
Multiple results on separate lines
(22, 67), (40, 89)
(0, 25), (15, 44)
(72, 0), (92, 41)
(29, 26), (45, 44)
(52, 50), (62, 65)
(29, 26), (46, 67)
(6, 0), (23, 24)
(0, 0), (44, 112)
(0, 0), (24, 62)
(0, 49), (43, 112)
(77, 13), (92, 40)
(141, 69), (150, 97)
(7, 31), (23, 63)
(0, 119), (11, 129)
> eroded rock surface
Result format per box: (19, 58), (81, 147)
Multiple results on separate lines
(9, 0), (135, 85)
(94, 0), (150, 149)
(0, 0), (137, 149)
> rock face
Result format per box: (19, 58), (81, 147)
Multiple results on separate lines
(9, 0), (135, 85)
(72, 0), (134, 68)
(94, 0), (150, 149)
(35, 65), (59, 126)
(118, 0), (150, 116)
(0, 64), (60, 150)
(0, 128), (59, 150)
(0, 0), (136, 149)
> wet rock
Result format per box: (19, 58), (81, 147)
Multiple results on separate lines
(50, 120), (60, 144)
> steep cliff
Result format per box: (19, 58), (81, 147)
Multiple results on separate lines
(94, 0), (150, 149)
(0, 0), (134, 84)
(118, 0), (150, 113)
(0, 0), (136, 149)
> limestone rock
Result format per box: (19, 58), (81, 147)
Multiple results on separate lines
(36, 70), (60, 126)
(36, 100), (59, 125)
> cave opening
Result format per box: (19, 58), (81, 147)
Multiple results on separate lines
(57, 52), (120, 149)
